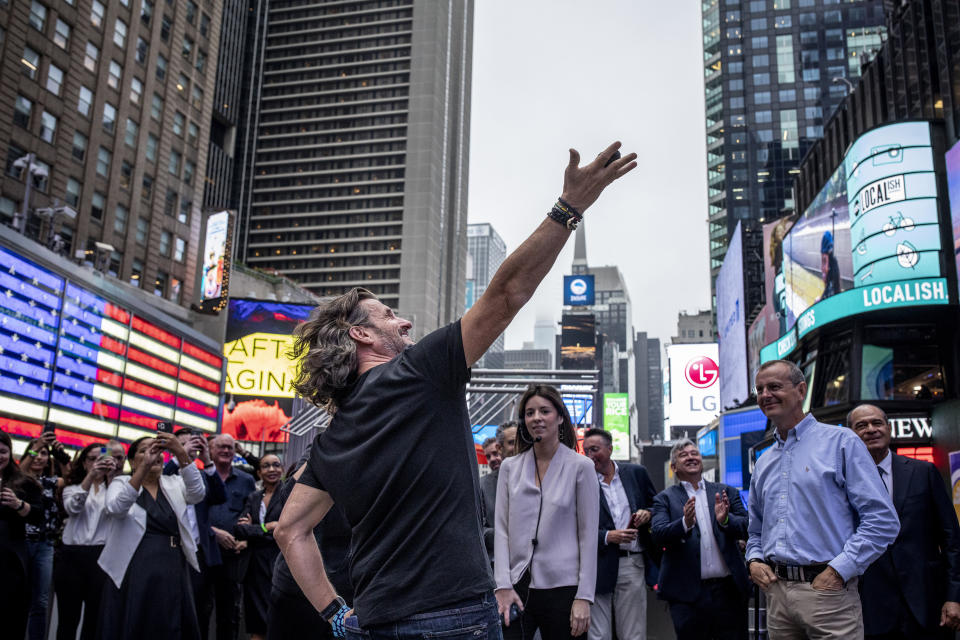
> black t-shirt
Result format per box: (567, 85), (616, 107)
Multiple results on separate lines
(299, 320), (493, 625)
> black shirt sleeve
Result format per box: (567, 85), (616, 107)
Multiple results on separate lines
(404, 320), (470, 394)
(297, 434), (327, 492)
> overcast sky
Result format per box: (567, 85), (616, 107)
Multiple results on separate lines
(467, 0), (712, 350)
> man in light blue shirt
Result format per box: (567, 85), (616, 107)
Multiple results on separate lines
(746, 360), (899, 639)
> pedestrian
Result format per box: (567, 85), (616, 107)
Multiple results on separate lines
(164, 428), (227, 640)
(494, 384), (600, 640)
(850, 403), (960, 639)
(582, 427), (657, 640)
(747, 360), (899, 639)
(498, 421), (519, 459)
(274, 142), (636, 640)
(651, 439), (750, 640)
(481, 436), (503, 563)
(19, 436), (66, 640)
(55, 443), (117, 640)
(206, 433), (255, 640)
(0, 429), (44, 640)
(234, 454), (286, 640)
(98, 433), (206, 640)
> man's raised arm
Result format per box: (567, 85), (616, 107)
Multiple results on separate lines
(461, 141), (637, 366)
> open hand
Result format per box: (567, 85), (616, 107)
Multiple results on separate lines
(683, 496), (696, 529)
(714, 490), (730, 524)
(494, 588), (523, 627)
(560, 141), (638, 213)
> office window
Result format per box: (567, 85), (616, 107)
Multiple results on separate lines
(728, 79), (744, 91)
(136, 218), (148, 245)
(91, 192), (105, 220)
(805, 125), (823, 138)
(168, 150), (181, 176)
(752, 54), (769, 67)
(177, 73), (189, 95)
(753, 72), (770, 85)
(173, 112), (185, 136)
(151, 94), (164, 121)
(196, 50), (206, 73)
(186, 0), (197, 23)
(107, 250), (123, 277)
(84, 42), (99, 72)
(191, 85), (203, 109)
(31, 160), (50, 192)
(65, 178), (81, 207)
(39, 111), (57, 144)
(72, 131), (87, 161)
(183, 160), (194, 185)
(752, 36), (768, 48)
(803, 68), (820, 82)
(108, 60), (123, 89)
(136, 37), (149, 65)
(114, 205), (128, 234)
(730, 96), (745, 109)
(141, 174), (154, 202)
(801, 31), (818, 46)
(96, 147), (111, 177)
(756, 129), (774, 142)
(182, 36), (193, 61)
(754, 91), (771, 104)
(169, 278), (182, 304)
(159, 231), (172, 257)
(161, 14), (172, 41)
(750, 18), (767, 30)
(178, 199), (191, 224)
(754, 110), (772, 123)
(78, 86), (94, 117)
(124, 118), (139, 147)
(53, 18), (70, 49)
(729, 61), (743, 73)
(779, 89), (796, 101)
(46, 64), (63, 95)
(799, 13), (817, 26)
(804, 105), (822, 120)
(146, 134), (158, 162)
(804, 87), (820, 100)
(156, 54), (168, 81)
(120, 161), (133, 189)
(749, 0), (766, 11)
(22, 46), (40, 79)
(114, 18), (127, 47)
(13, 95), (32, 128)
(164, 189), (177, 216)
(154, 271), (168, 298)
(141, 0), (153, 25)
(130, 259), (143, 287)
(187, 121), (199, 146)
(102, 102), (117, 133)
(774, 15), (791, 28)
(200, 13), (210, 37)
(174, 237), (185, 262)
(29, 1), (47, 31)
(130, 77), (143, 105)
(774, 0), (790, 6)
(90, 0), (105, 28)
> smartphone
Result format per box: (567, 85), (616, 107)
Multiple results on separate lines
(42, 422), (56, 435)
(604, 150), (621, 168)
(156, 421), (173, 434)
(99, 446), (108, 455)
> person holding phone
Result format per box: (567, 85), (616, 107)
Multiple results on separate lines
(0, 430), (44, 639)
(98, 432), (206, 640)
(55, 443), (117, 640)
(495, 385), (600, 640)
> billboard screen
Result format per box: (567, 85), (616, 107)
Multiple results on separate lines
(748, 217), (794, 385)
(564, 275), (595, 306)
(946, 138), (960, 297)
(717, 222), (748, 410)
(603, 393), (630, 460)
(0, 245), (223, 450)
(561, 314), (596, 370)
(223, 299), (315, 442)
(666, 343), (719, 427)
(782, 164), (853, 327)
(200, 210), (232, 312)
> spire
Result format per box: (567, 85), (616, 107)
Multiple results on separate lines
(572, 222), (588, 274)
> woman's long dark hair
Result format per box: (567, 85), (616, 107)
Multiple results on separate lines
(19, 439), (53, 478)
(0, 430), (28, 491)
(65, 443), (105, 487)
(515, 385), (578, 455)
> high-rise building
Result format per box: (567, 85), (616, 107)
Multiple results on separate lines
(534, 318), (556, 365)
(673, 310), (716, 344)
(0, 0), (225, 308)
(702, 0), (887, 298)
(236, 0), (474, 335)
(633, 331), (664, 442)
(466, 222), (506, 367)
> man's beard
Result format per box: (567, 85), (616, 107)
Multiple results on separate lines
(373, 326), (411, 357)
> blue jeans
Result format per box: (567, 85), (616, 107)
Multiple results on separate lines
(26, 539), (54, 640)
(345, 592), (502, 640)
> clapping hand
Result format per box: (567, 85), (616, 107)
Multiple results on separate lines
(714, 489), (730, 525)
(683, 496), (696, 529)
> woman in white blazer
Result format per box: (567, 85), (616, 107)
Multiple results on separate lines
(98, 432), (206, 640)
(495, 385), (600, 640)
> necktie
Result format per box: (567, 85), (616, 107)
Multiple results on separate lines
(877, 466), (888, 492)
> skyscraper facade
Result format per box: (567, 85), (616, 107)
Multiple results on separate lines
(238, 0), (473, 335)
(702, 0), (887, 296)
(633, 332), (663, 442)
(466, 222), (506, 367)
(0, 0), (224, 307)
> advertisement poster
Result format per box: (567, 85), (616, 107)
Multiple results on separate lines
(946, 138), (960, 297)
(564, 275), (595, 306)
(782, 164), (853, 327)
(201, 211), (230, 301)
(717, 223), (748, 410)
(561, 314), (596, 370)
(603, 393), (630, 460)
(223, 299), (315, 443)
(748, 217), (794, 382)
(666, 343), (720, 428)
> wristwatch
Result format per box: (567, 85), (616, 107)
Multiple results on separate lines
(320, 595), (346, 622)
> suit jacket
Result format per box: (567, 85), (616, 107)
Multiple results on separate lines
(164, 459), (227, 566)
(480, 469), (498, 560)
(99, 464), (206, 588)
(861, 454), (960, 633)
(650, 481), (750, 604)
(595, 462), (659, 594)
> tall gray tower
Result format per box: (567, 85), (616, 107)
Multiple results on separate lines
(239, 0), (473, 335)
(466, 222), (506, 367)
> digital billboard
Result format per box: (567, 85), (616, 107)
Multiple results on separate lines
(0, 245), (223, 450)
(845, 122), (941, 289)
(560, 313), (596, 370)
(666, 343), (719, 427)
(946, 138), (960, 297)
(603, 393), (629, 460)
(747, 217), (794, 385)
(223, 299), (315, 443)
(199, 210), (232, 312)
(782, 164), (853, 327)
(717, 222), (748, 410)
(564, 275), (595, 306)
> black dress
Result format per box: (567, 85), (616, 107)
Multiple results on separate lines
(0, 480), (43, 640)
(99, 488), (200, 640)
(234, 488), (286, 635)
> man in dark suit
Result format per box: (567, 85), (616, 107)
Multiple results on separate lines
(850, 404), (960, 639)
(164, 428), (227, 640)
(479, 436), (503, 564)
(582, 428), (657, 640)
(651, 438), (750, 640)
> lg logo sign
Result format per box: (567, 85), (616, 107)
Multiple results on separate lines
(685, 356), (719, 389)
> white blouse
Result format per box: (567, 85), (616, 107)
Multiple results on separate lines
(62, 482), (111, 546)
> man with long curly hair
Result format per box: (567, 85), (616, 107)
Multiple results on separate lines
(275, 142), (637, 640)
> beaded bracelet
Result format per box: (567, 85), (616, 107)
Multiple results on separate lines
(330, 604), (349, 638)
(547, 198), (583, 230)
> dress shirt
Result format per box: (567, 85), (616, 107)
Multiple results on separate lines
(62, 482), (111, 545)
(680, 480), (731, 579)
(598, 462), (640, 552)
(746, 414), (899, 581)
(876, 450), (893, 499)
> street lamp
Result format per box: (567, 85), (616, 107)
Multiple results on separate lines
(10, 153), (48, 233)
(831, 76), (856, 94)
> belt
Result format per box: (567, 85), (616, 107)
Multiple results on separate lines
(769, 562), (828, 582)
(618, 549), (642, 557)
